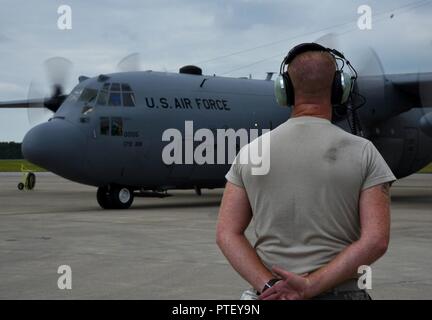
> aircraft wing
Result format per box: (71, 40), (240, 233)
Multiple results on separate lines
(388, 72), (432, 106)
(0, 94), (68, 112)
(0, 98), (45, 109)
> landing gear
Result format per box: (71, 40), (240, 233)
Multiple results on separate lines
(17, 172), (36, 191)
(114, 186), (134, 209)
(194, 186), (202, 196)
(97, 187), (113, 209)
(27, 172), (36, 190)
(97, 185), (134, 209)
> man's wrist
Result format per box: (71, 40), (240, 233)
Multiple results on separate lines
(261, 278), (281, 294)
(303, 275), (319, 299)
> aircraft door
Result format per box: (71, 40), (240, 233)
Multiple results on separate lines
(85, 115), (128, 184)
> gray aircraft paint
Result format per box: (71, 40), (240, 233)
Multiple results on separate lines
(2, 69), (432, 208)
(20, 71), (432, 186)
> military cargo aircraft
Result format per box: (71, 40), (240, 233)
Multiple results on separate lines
(1, 46), (432, 209)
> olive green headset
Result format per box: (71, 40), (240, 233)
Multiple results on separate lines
(274, 43), (357, 108)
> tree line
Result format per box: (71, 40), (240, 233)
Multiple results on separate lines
(0, 142), (23, 159)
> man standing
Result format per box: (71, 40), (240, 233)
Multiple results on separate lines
(216, 44), (396, 300)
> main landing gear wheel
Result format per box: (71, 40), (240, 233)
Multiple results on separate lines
(112, 186), (134, 209)
(97, 186), (113, 209)
(97, 186), (134, 209)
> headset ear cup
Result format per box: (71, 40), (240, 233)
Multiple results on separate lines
(274, 75), (288, 107)
(331, 71), (343, 105)
(274, 74), (294, 107)
(340, 72), (352, 104)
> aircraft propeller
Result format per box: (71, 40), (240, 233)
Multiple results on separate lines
(315, 32), (386, 82)
(117, 52), (141, 72)
(27, 57), (73, 127)
(315, 33), (387, 128)
(26, 53), (142, 126)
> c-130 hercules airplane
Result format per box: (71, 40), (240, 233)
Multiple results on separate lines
(1, 41), (432, 210)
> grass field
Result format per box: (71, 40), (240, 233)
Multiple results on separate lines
(0, 160), (46, 172)
(419, 163), (432, 174)
(0, 159), (431, 173)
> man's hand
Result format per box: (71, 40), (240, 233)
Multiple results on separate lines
(259, 267), (311, 300)
(261, 182), (392, 299)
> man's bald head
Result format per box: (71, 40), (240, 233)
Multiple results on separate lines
(287, 51), (337, 105)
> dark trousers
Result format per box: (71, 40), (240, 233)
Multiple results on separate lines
(310, 279), (371, 300)
(312, 290), (371, 300)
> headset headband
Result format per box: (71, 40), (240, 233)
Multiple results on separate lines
(275, 42), (359, 110)
(283, 42), (347, 67)
(274, 43), (364, 135)
(285, 43), (326, 64)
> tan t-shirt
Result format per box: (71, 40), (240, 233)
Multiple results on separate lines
(225, 116), (396, 275)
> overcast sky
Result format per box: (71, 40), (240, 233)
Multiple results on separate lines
(1, 0), (431, 141)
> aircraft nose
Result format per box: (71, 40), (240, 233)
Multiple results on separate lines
(22, 120), (87, 178)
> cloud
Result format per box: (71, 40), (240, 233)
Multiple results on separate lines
(0, 33), (12, 43)
(0, 82), (24, 95)
(0, 0), (432, 141)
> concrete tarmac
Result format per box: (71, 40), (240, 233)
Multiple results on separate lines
(0, 173), (431, 299)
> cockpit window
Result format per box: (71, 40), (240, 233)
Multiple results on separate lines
(108, 92), (122, 106)
(121, 84), (132, 91)
(123, 92), (136, 107)
(121, 83), (135, 107)
(110, 83), (121, 91)
(96, 82), (136, 107)
(97, 90), (108, 106)
(79, 88), (98, 103)
(99, 117), (124, 137)
(100, 117), (110, 135)
(65, 85), (84, 104)
(111, 117), (123, 136)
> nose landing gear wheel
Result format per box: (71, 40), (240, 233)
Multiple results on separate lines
(17, 172), (36, 191)
(26, 172), (36, 190)
(97, 186), (134, 209)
